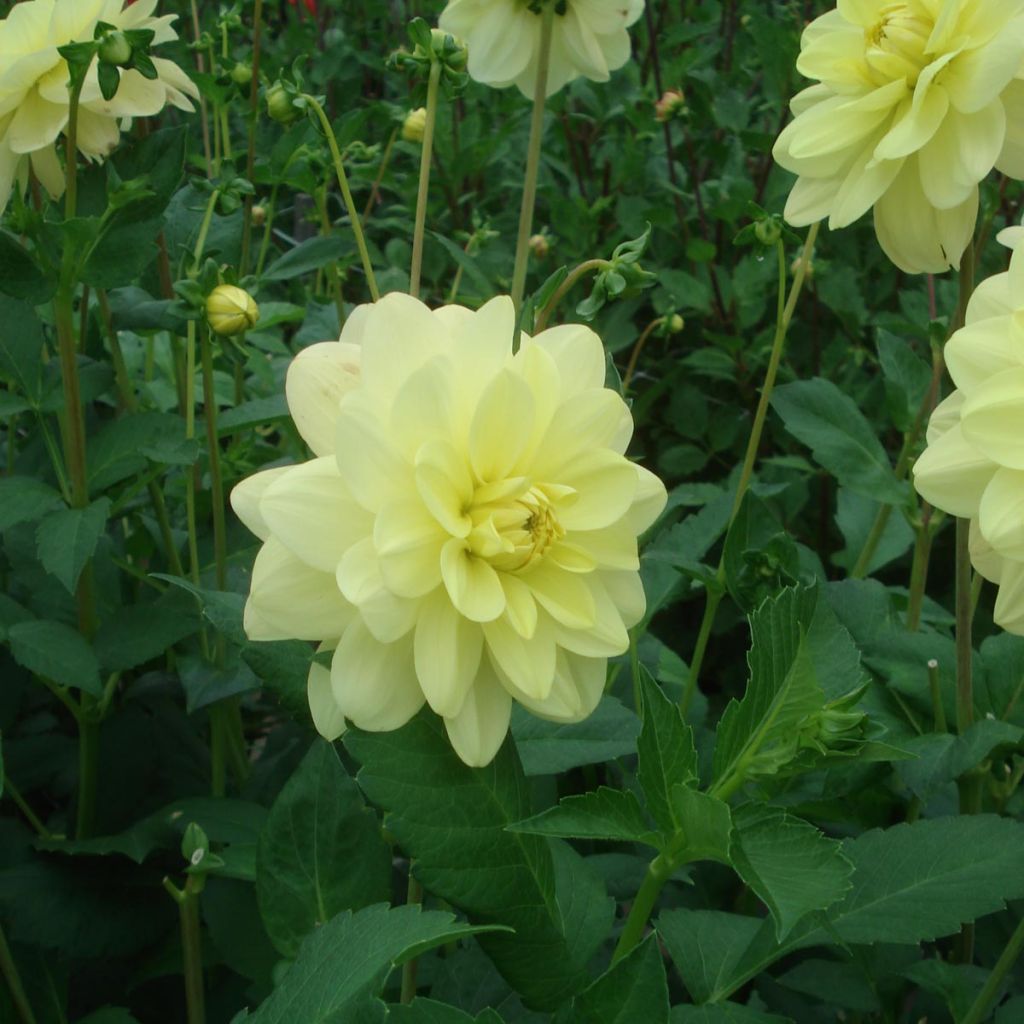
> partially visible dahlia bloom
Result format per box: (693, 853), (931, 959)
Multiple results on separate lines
(773, 0), (1024, 274)
(438, 0), (644, 98)
(232, 293), (666, 766)
(0, 0), (198, 214)
(913, 245), (1024, 632)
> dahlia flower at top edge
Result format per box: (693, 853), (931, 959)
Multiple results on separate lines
(913, 244), (1024, 632)
(438, 0), (645, 98)
(773, 0), (1024, 274)
(231, 293), (667, 767)
(0, 0), (199, 215)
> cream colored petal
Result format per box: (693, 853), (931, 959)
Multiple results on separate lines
(260, 456), (372, 572)
(553, 573), (629, 658)
(7, 87), (66, 154)
(978, 467), (1024, 561)
(74, 108), (120, 161)
(961, 366), (1024, 469)
(389, 355), (456, 456)
(994, 561), (1024, 635)
(415, 439), (473, 538)
(528, 322), (605, 397)
(565, 524), (639, 570)
(912, 423), (995, 518)
(483, 613), (556, 700)
(925, 391), (964, 446)
(440, 538), (506, 622)
(336, 538), (419, 643)
(508, 649), (606, 724)
(83, 68), (166, 119)
(501, 573), (538, 639)
(556, 449), (638, 531)
(783, 174), (842, 228)
(29, 143), (63, 198)
(521, 559), (596, 630)
(469, 368), (534, 483)
(374, 499), (447, 599)
(942, 17), (1024, 114)
(945, 314), (1024, 393)
(966, 269), (1016, 322)
(624, 463), (668, 534)
(530, 388), (633, 479)
(308, 640), (346, 741)
(996, 79), (1024, 178)
(285, 340), (361, 456)
(414, 587), (484, 717)
(230, 465), (294, 541)
(330, 620), (424, 731)
(244, 537), (353, 641)
(443, 657), (512, 767)
(334, 393), (410, 512)
(970, 518), (1005, 584)
(918, 102), (1005, 211)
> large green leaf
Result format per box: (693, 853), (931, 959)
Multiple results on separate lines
(243, 904), (500, 1024)
(572, 934), (669, 1024)
(0, 230), (55, 304)
(346, 712), (614, 1010)
(671, 1005), (792, 1023)
(0, 477), (64, 532)
(637, 669), (698, 834)
(729, 806), (852, 940)
(670, 785), (732, 864)
(509, 787), (660, 848)
(8, 619), (101, 696)
(261, 235), (350, 282)
(256, 740), (391, 957)
(389, 1000), (504, 1023)
(35, 498), (111, 594)
(771, 378), (906, 504)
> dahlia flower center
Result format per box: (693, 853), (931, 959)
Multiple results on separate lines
(865, 4), (931, 83)
(466, 480), (568, 572)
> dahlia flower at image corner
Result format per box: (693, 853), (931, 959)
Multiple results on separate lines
(913, 244), (1024, 633)
(231, 294), (667, 767)
(0, 0), (199, 215)
(773, 0), (1024, 275)
(438, 0), (645, 98)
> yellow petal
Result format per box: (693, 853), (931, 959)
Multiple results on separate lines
(469, 368), (534, 483)
(308, 640), (346, 741)
(374, 499), (446, 599)
(440, 538), (506, 622)
(230, 465), (293, 541)
(482, 613), (556, 700)
(557, 449), (638, 531)
(994, 561), (1024, 635)
(415, 439), (473, 538)
(945, 313), (1024, 393)
(286, 340), (361, 457)
(443, 658), (512, 767)
(334, 393), (410, 511)
(961, 366), (1024, 469)
(336, 537), (419, 642)
(330, 620), (424, 731)
(508, 649), (606, 724)
(913, 423), (995, 518)
(414, 588), (484, 717)
(522, 560), (596, 630)
(979, 467), (1024, 561)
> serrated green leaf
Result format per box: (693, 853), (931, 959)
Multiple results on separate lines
(261, 235), (350, 282)
(346, 712), (613, 1010)
(876, 330), (931, 433)
(511, 696), (639, 776)
(0, 476), (64, 532)
(771, 378), (907, 504)
(8, 619), (101, 695)
(35, 498), (111, 593)
(573, 934), (669, 1024)
(93, 589), (199, 672)
(0, 232), (55, 305)
(637, 669), (698, 834)
(729, 806), (852, 941)
(509, 786), (660, 848)
(389, 999), (505, 1023)
(670, 785), (731, 864)
(671, 1005), (792, 1024)
(256, 740), (391, 958)
(246, 904), (502, 1024)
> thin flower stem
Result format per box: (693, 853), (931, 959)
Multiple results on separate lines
(533, 259), (612, 333)
(302, 94), (380, 301)
(510, 5), (556, 332)
(362, 128), (397, 224)
(410, 62), (442, 299)
(192, 190), (220, 275)
(681, 223), (818, 714)
(255, 188), (278, 278)
(961, 913), (1024, 1024)
(400, 873), (424, 1003)
(927, 658), (946, 733)
(190, 0), (213, 176)
(185, 321), (201, 587)
(955, 516), (974, 736)
(622, 318), (665, 390)
(0, 923), (37, 1024)
(240, 0), (264, 274)
(3, 777), (51, 839)
(905, 503), (934, 632)
(611, 852), (674, 964)
(178, 876), (206, 1024)
(199, 325), (228, 595)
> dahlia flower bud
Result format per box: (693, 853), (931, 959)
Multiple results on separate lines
(654, 89), (686, 123)
(230, 62), (253, 87)
(402, 108), (427, 143)
(206, 285), (259, 337)
(231, 294), (667, 766)
(914, 245), (1024, 632)
(439, 0), (645, 98)
(98, 31), (133, 68)
(666, 314), (684, 334)
(266, 81), (299, 124)
(773, 0), (1024, 275)
(529, 233), (550, 259)
(251, 204), (267, 227)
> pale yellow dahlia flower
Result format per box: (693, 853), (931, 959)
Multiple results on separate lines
(438, 0), (644, 98)
(231, 293), (666, 766)
(0, 0), (198, 214)
(773, 0), (1024, 275)
(913, 244), (1024, 631)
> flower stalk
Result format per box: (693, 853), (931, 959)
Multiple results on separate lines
(510, 4), (556, 332)
(409, 60), (443, 300)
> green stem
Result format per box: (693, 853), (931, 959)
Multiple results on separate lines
(75, 709), (99, 839)
(409, 60), (442, 300)
(905, 504), (934, 632)
(192, 190), (220, 275)
(629, 629), (642, 715)
(189, 0), (213, 177)
(850, 506), (892, 580)
(400, 874), (424, 1003)
(961, 913), (1024, 1024)
(302, 94), (380, 301)
(510, 5), (556, 331)
(362, 129), (397, 224)
(254, 188), (277, 277)
(240, 0), (264, 274)
(533, 258), (612, 333)
(622, 318), (665, 390)
(0, 923), (37, 1024)
(3, 777), (51, 839)
(955, 516), (975, 737)
(185, 321), (201, 587)
(179, 876), (206, 1024)
(199, 326), (227, 594)
(682, 224), (818, 713)
(927, 658), (946, 733)
(611, 852), (674, 964)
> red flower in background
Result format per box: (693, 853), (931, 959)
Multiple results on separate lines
(287, 0), (317, 14)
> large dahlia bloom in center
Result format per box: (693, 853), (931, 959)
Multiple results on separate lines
(439, 0), (644, 98)
(913, 244), (1024, 631)
(232, 294), (666, 766)
(774, 0), (1024, 274)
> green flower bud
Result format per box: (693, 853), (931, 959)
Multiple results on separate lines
(266, 81), (299, 124)
(206, 284), (259, 336)
(402, 107), (427, 143)
(754, 217), (783, 247)
(230, 62), (252, 87)
(98, 30), (133, 67)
